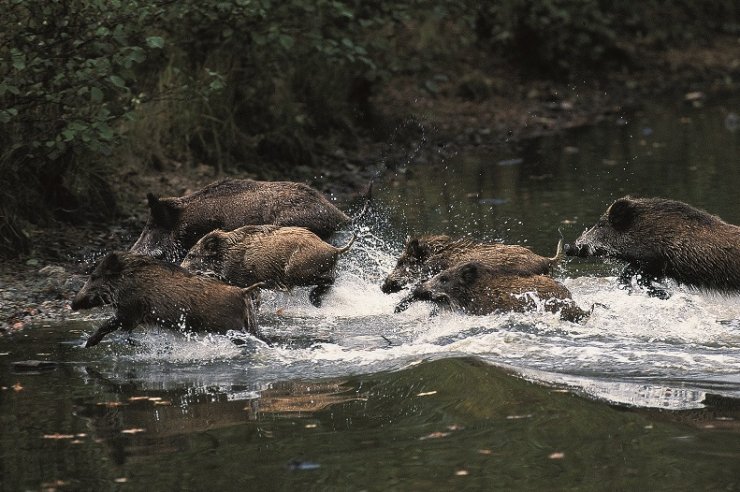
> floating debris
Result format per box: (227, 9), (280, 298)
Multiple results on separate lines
(121, 428), (146, 435)
(497, 158), (523, 167)
(287, 460), (320, 471)
(12, 360), (58, 372)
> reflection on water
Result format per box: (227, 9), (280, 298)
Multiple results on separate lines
(1, 97), (739, 490)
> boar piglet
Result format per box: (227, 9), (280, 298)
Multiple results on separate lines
(181, 225), (356, 307)
(382, 235), (563, 295)
(565, 196), (740, 298)
(131, 178), (351, 262)
(409, 262), (588, 322)
(72, 252), (261, 347)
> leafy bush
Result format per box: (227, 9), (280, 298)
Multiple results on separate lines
(1, 0), (735, 256)
(0, 0), (166, 253)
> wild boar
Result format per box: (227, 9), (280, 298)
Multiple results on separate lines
(381, 235), (563, 295)
(384, 234), (564, 313)
(130, 178), (353, 262)
(565, 196), (740, 298)
(180, 225), (356, 307)
(409, 262), (588, 322)
(71, 252), (261, 347)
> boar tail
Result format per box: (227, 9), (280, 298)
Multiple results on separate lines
(351, 181), (373, 223)
(549, 237), (565, 266)
(336, 232), (357, 254)
(242, 282), (264, 294)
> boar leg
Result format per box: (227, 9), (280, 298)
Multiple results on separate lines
(309, 283), (333, 307)
(393, 293), (416, 313)
(618, 264), (670, 299)
(85, 316), (136, 347)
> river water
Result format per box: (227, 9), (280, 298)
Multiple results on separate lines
(1, 97), (739, 490)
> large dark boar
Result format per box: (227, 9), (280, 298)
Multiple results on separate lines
(408, 262), (588, 322)
(131, 179), (352, 261)
(71, 252), (261, 347)
(565, 196), (740, 297)
(180, 225), (356, 307)
(382, 234), (563, 294)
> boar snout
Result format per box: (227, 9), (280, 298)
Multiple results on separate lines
(565, 243), (603, 257)
(381, 278), (405, 294)
(71, 292), (103, 310)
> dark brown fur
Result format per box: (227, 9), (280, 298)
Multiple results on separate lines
(410, 262), (588, 322)
(181, 225), (355, 306)
(130, 178), (350, 261)
(567, 196), (740, 295)
(71, 252), (260, 347)
(381, 234), (563, 294)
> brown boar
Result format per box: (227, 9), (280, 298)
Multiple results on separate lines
(180, 225), (356, 307)
(382, 235), (563, 294)
(71, 252), (261, 347)
(409, 262), (588, 322)
(130, 178), (352, 262)
(565, 196), (740, 298)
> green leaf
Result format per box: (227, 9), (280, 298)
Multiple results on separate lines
(11, 50), (26, 70)
(90, 87), (103, 102)
(0, 109), (18, 124)
(146, 36), (165, 48)
(109, 75), (126, 88)
(278, 34), (294, 50)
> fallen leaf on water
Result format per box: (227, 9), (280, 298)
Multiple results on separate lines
(419, 431), (450, 440)
(305, 424), (318, 429)
(416, 391), (437, 397)
(43, 433), (75, 440)
(121, 428), (146, 435)
(478, 449), (493, 455)
(455, 470), (469, 476)
(97, 401), (126, 408)
(12, 382), (23, 392)
(41, 479), (67, 489)
(114, 478), (128, 483)
(548, 452), (565, 460)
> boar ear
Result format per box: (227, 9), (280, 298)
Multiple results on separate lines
(607, 198), (636, 231)
(147, 193), (181, 228)
(407, 238), (426, 259)
(100, 252), (124, 274)
(406, 238), (419, 253)
(460, 263), (480, 284)
(202, 234), (221, 252)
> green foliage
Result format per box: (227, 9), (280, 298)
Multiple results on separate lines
(0, 0), (166, 233)
(474, 0), (737, 75)
(0, 0), (735, 256)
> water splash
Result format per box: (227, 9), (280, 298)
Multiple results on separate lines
(95, 230), (740, 409)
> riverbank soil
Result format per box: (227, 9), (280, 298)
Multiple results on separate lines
(1, 35), (739, 332)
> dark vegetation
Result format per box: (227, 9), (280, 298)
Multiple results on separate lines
(1, 0), (738, 257)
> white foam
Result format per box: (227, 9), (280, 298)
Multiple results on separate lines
(111, 234), (740, 408)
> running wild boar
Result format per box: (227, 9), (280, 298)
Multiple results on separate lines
(381, 235), (563, 294)
(131, 178), (352, 262)
(71, 252), (261, 347)
(565, 196), (740, 297)
(181, 225), (356, 306)
(410, 262), (588, 322)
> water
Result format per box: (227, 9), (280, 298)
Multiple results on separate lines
(2, 98), (740, 490)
